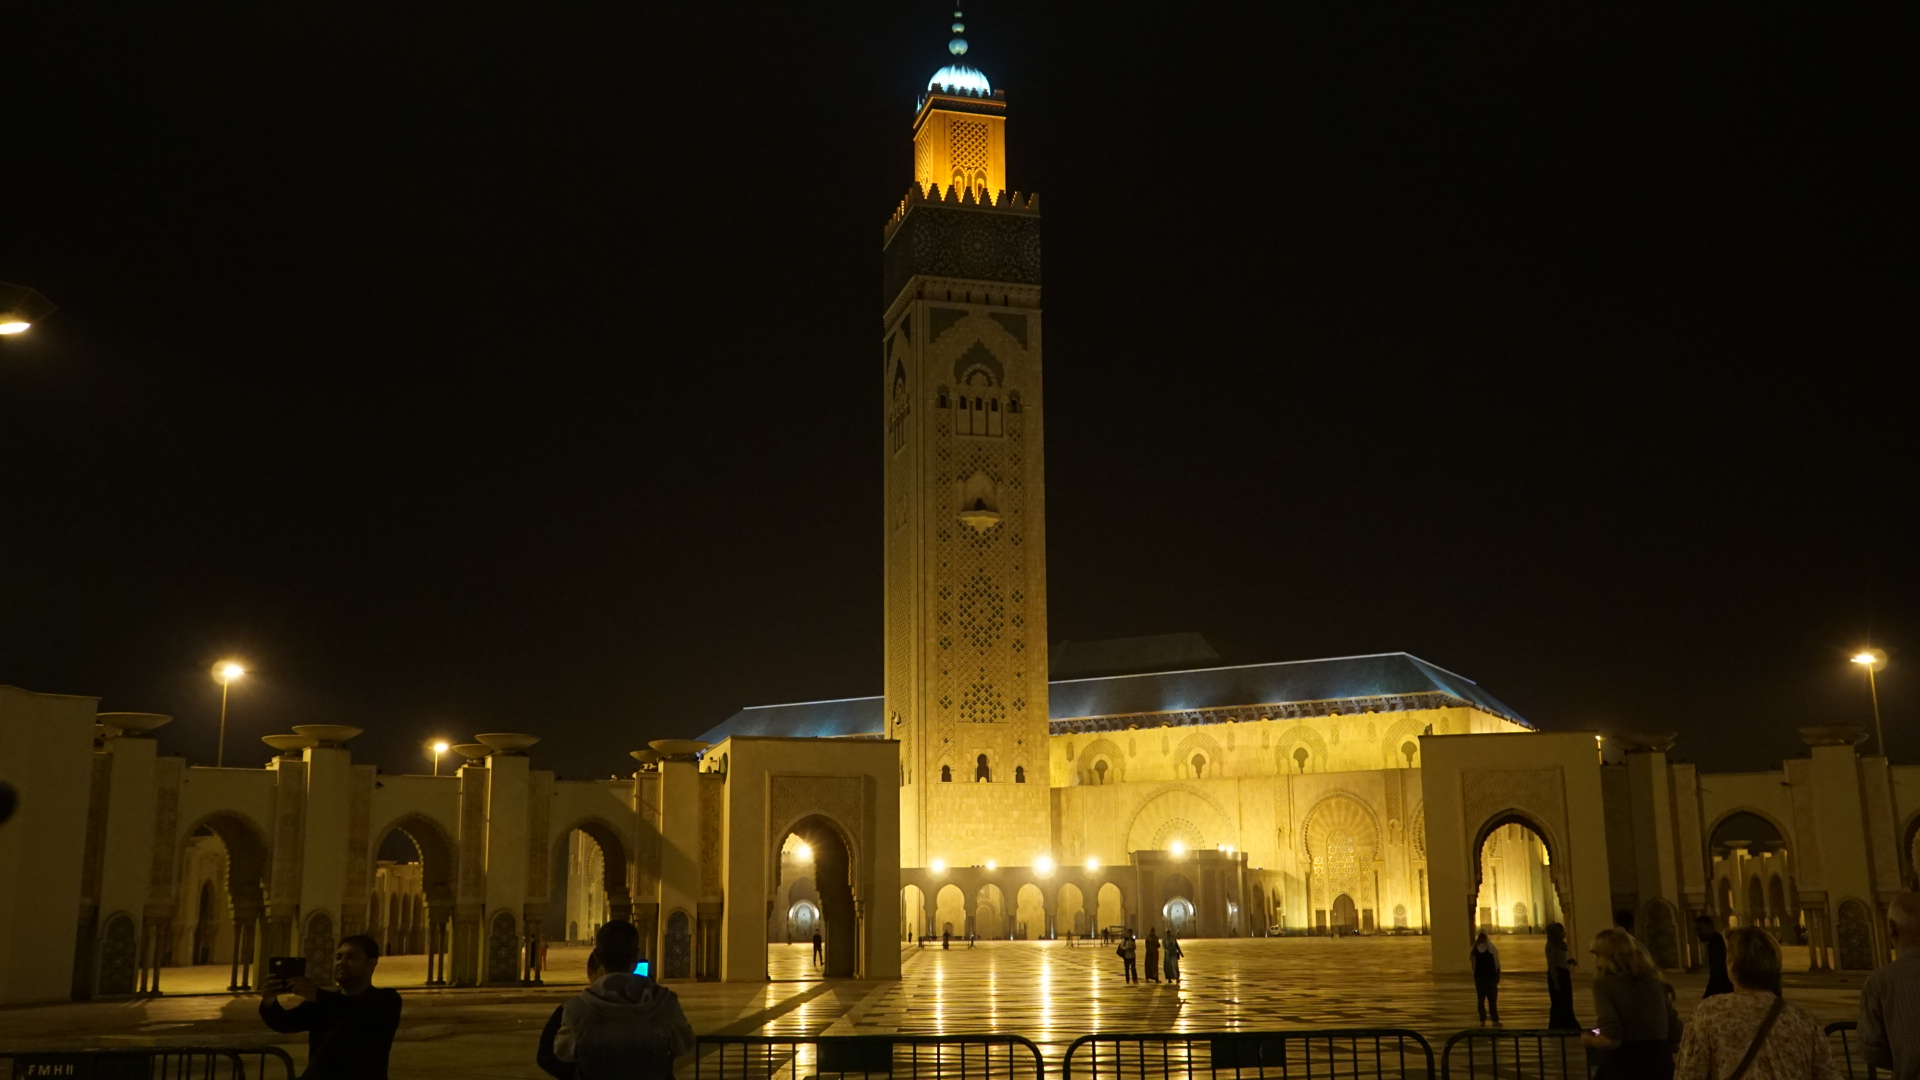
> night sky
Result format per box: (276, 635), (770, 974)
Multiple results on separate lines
(4, 4), (1911, 783)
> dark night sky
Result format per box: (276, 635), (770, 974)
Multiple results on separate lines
(3, 4), (1912, 782)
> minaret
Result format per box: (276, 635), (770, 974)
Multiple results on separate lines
(883, 11), (1049, 871)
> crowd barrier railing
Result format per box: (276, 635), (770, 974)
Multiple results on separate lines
(1063, 1029), (1435, 1080)
(1438, 1028), (1590, 1079)
(0, 1043), (296, 1078)
(1, 1046), (249, 1077)
(694, 1033), (1045, 1080)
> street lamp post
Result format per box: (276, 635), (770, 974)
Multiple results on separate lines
(213, 662), (245, 767)
(430, 741), (450, 776)
(1852, 649), (1888, 757)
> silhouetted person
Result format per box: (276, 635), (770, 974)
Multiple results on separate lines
(811, 929), (823, 966)
(1546, 922), (1580, 1030)
(942, 929), (951, 950)
(553, 920), (693, 1080)
(1471, 931), (1502, 1025)
(540, 950), (605, 1078)
(1694, 916), (1733, 997)
(1162, 929), (1183, 982)
(1860, 892), (1920, 1080)
(259, 935), (402, 1079)
(1144, 926), (1160, 982)
(1118, 931), (1137, 983)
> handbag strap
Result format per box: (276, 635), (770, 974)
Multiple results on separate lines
(1724, 995), (1786, 1080)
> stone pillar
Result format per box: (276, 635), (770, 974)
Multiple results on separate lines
(0, 688), (98, 1006)
(654, 753), (702, 980)
(296, 738), (357, 959)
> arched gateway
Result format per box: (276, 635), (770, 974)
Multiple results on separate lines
(1419, 731), (1614, 973)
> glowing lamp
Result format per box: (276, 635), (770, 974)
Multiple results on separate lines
(1852, 649), (1887, 670)
(930, 858), (947, 874)
(794, 841), (813, 861)
(1169, 841), (1186, 856)
(1034, 855), (1055, 875)
(1085, 857), (1099, 871)
(432, 741), (450, 754)
(985, 859), (997, 871)
(216, 662), (245, 682)
(0, 284), (54, 336)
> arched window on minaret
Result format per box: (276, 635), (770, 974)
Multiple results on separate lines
(987, 397), (1002, 436)
(940, 764), (952, 783)
(975, 754), (991, 782)
(1014, 765), (1026, 784)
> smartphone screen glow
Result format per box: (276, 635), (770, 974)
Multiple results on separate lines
(633, 960), (650, 977)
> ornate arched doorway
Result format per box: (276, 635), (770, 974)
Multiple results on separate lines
(1331, 894), (1358, 936)
(771, 816), (856, 977)
(1304, 795), (1380, 935)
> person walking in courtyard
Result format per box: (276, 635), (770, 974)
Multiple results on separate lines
(1695, 915), (1733, 997)
(1859, 892), (1920, 1080)
(1162, 928), (1183, 983)
(1470, 931), (1502, 1025)
(942, 928), (951, 950)
(1580, 927), (1673, 1079)
(1674, 926), (1838, 1080)
(811, 929), (823, 966)
(259, 934), (403, 1080)
(1144, 925), (1160, 982)
(1118, 930), (1138, 983)
(1545, 922), (1580, 1030)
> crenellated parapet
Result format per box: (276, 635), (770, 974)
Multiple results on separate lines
(884, 183), (1040, 242)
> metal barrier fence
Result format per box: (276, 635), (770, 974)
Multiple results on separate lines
(1826, 1021), (1883, 1080)
(1438, 1029), (1590, 1079)
(1064, 1030), (1435, 1080)
(695, 1034), (1045, 1080)
(1, 1046), (247, 1078)
(0, 1044), (295, 1078)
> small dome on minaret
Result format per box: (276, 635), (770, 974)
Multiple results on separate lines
(928, 9), (990, 96)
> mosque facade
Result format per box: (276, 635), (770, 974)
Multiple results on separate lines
(0, 20), (1917, 1008)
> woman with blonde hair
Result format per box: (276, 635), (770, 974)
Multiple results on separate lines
(1579, 928), (1674, 1079)
(1675, 927), (1839, 1080)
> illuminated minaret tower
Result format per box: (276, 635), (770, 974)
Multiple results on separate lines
(882, 12), (1049, 870)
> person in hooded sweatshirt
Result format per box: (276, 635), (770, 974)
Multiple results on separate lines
(553, 920), (695, 1080)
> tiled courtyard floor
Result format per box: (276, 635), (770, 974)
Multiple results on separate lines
(0, 938), (1869, 1079)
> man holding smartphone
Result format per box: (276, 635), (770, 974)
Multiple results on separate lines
(259, 935), (403, 1079)
(554, 920), (694, 1078)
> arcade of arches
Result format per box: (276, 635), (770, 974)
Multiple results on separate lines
(6, 688), (1920, 1006)
(0, 690), (900, 1005)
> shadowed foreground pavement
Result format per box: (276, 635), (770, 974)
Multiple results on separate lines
(0, 938), (1867, 1079)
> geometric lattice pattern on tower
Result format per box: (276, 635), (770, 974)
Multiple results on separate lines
(950, 120), (988, 169)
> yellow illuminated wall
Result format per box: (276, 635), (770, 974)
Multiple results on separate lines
(913, 99), (1007, 199)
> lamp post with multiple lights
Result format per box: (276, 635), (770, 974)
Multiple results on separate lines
(1852, 649), (1888, 757)
(213, 662), (245, 767)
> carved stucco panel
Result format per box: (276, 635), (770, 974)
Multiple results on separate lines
(343, 765), (374, 902)
(458, 766), (489, 904)
(634, 775), (662, 894)
(1859, 764), (1903, 894)
(699, 775), (723, 897)
(1785, 758), (1823, 890)
(80, 755), (111, 908)
(146, 758), (184, 908)
(1459, 767), (1573, 927)
(270, 762), (306, 906)
(767, 775), (865, 897)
